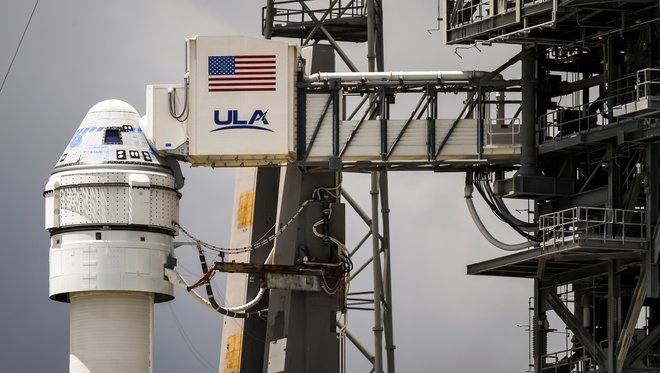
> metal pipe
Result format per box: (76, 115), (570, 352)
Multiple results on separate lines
(342, 189), (372, 227)
(337, 320), (376, 363)
(350, 230), (372, 257)
(380, 171), (396, 373)
(306, 70), (487, 83)
(370, 171), (384, 373)
(367, 0), (376, 73)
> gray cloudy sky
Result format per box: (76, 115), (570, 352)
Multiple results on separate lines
(0, 1), (536, 372)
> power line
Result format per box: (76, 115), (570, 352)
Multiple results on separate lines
(0, 0), (39, 96)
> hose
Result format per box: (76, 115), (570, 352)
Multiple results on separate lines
(465, 184), (532, 251)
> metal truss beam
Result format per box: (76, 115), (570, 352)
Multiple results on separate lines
(616, 266), (647, 367)
(546, 291), (608, 367)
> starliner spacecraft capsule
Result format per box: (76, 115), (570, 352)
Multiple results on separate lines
(44, 99), (183, 373)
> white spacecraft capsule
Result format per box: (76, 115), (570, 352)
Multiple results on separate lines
(44, 99), (183, 373)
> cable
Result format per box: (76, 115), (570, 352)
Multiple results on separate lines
(166, 303), (218, 373)
(0, 0), (39, 96)
(165, 268), (213, 309)
(194, 245), (267, 319)
(168, 77), (189, 122)
(174, 185), (342, 255)
(174, 199), (312, 254)
(472, 172), (541, 241)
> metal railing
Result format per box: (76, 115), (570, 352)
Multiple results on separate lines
(447, 0), (491, 27)
(263, 0), (366, 30)
(446, 0), (551, 29)
(539, 207), (646, 248)
(636, 68), (660, 100)
(485, 117), (521, 147)
(540, 99), (610, 141)
(541, 346), (595, 373)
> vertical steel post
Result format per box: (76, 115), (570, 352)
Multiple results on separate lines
(367, 0), (376, 73)
(518, 46), (538, 176)
(533, 279), (547, 373)
(380, 171), (396, 373)
(264, 0), (274, 39)
(607, 261), (619, 373)
(370, 171), (384, 373)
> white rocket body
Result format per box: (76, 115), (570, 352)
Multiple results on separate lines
(44, 100), (182, 373)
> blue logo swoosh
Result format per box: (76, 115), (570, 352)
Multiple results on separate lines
(211, 126), (274, 132)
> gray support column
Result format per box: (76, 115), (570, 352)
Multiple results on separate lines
(380, 171), (395, 373)
(367, 0), (376, 73)
(617, 267), (648, 366)
(263, 166), (343, 373)
(264, 0), (274, 39)
(608, 261), (620, 373)
(533, 279), (547, 373)
(370, 171), (384, 373)
(608, 144), (621, 210)
(518, 46), (538, 176)
(646, 144), (659, 298)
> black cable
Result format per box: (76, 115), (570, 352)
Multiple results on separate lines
(473, 172), (541, 242)
(168, 81), (189, 122)
(0, 0), (39, 96)
(195, 245), (267, 319)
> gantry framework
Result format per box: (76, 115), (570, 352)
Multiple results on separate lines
(205, 1), (660, 373)
(445, 0), (660, 372)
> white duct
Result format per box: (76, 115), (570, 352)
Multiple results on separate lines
(464, 185), (531, 251)
(70, 292), (153, 373)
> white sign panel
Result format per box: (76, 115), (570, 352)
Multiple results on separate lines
(187, 36), (296, 165)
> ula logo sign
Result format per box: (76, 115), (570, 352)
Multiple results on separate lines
(211, 109), (273, 132)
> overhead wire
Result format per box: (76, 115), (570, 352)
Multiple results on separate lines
(0, 0), (39, 96)
(166, 303), (218, 373)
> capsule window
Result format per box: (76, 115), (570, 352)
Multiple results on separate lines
(104, 128), (122, 145)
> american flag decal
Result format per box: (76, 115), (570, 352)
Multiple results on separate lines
(208, 55), (276, 92)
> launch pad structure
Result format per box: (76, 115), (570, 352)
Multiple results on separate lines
(254, 1), (660, 373)
(42, 0), (660, 372)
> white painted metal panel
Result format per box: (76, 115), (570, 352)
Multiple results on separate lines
(129, 174), (151, 225)
(49, 230), (173, 298)
(305, 118), (480, 161)
(48, 170), (178, 231)
(267, 338), (287, 373)
(144, 84), (188, 154)
(305, 94), (336, 158)
(187, 36), (297, 165)
(70, 292), (153, 373)
(219, 168), (258, 373)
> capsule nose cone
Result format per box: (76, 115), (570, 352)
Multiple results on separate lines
(53, 99), (169, 172)
(88, 99), (138, 114)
